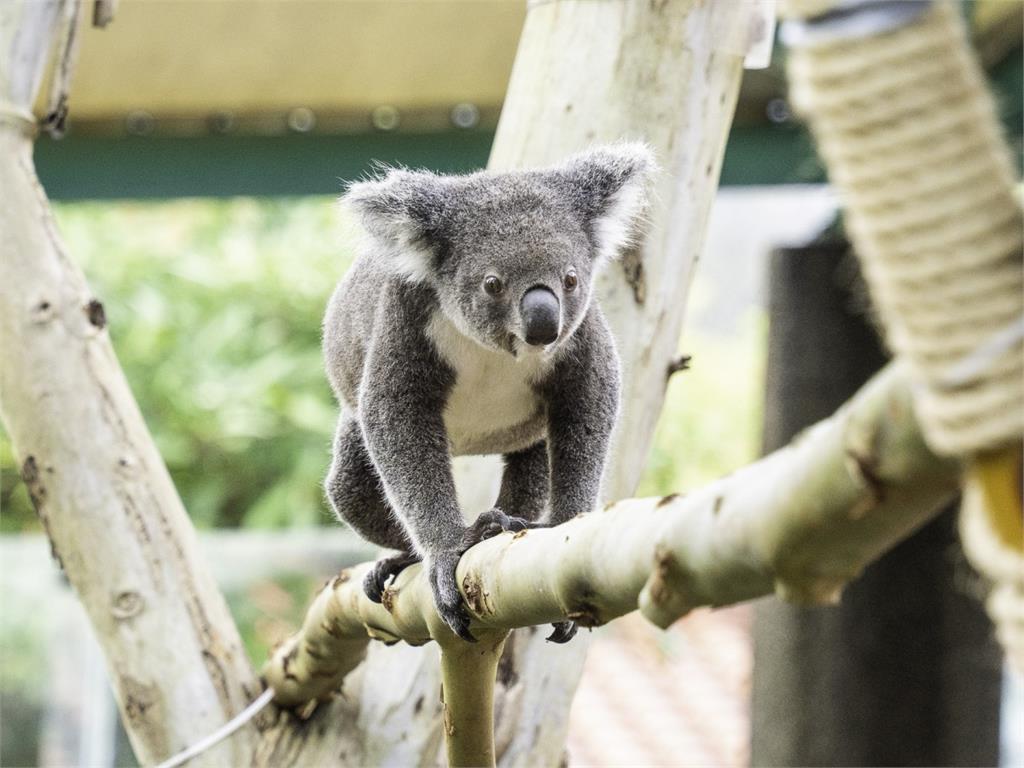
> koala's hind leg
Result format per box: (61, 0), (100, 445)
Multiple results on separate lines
(326, 413), (421, 599)
(496, 440), (578, 644)
(496, 441), (549, 522)
(364, 550), (422, 603)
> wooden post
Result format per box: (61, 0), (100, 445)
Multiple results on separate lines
(484, 3), (751, 763)
(751, 241), (1002, 766)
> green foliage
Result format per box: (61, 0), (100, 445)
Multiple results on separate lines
(226, 572), (323, 666)
(637, 313), (767, 497)
(2, 197), (352, 530)
(0, 197), (765, 531)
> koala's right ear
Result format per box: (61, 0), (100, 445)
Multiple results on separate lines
(554, 142), (657, 262)
(342, 169), (446, 282)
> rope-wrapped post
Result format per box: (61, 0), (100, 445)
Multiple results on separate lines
(782, 0), (1023, 455)
(780, 0), (1024, 665)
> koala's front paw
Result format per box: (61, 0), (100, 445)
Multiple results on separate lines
(427, 511), (531, 643)
(546, 621), (578, 644)
(460, 507), (530, 549)
(429, 550), (476, 642)
(364, 551), (422, 603)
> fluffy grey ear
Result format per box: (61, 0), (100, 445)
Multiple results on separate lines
(555, 142), (656, 261)
(342, 169), (445, 281)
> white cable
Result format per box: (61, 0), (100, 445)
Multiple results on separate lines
(781, 0), (932, 48)
(939, 315), (1024, 390)
(153, 687), (276, 768)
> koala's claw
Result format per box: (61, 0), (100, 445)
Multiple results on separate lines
(364, 551), (422, 603)
(438, 598), (477, 643)
(429, 550), (478, 642)
(424, 511), (532, 643)
(461, 507), (530, 549)
(546, 621), (578, 644)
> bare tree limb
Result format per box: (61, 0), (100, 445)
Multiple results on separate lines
(265, 362), (959, 706)
(439, 631), (509, 767)
(0, 3), (262, 764)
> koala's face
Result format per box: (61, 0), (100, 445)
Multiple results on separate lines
(432, 178), (601, 355)
(345, 143), (654, 356)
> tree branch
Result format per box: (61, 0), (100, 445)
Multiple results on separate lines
(265, 362), (959, 705)
(439, 631), (508, 767)
(0, 3), (261, 763)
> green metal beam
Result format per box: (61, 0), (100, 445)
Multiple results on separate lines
(33, 48), (1020, 199)
(33, 124), (830, 199)
(34, 131), (496, 201)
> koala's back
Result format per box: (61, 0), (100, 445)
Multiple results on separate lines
(322, 252), (391, 407)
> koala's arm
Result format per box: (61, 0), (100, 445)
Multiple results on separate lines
(357, 285), (466, 556)
(541, 309), (621, 525)
(359, 284), (530, 640)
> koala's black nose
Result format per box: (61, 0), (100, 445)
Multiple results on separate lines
(520, 286), (560, 346)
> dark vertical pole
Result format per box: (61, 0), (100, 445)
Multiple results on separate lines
(750, 241), (1002, 767)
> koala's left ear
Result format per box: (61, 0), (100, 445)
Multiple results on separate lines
(341, 168), (447, 282)
(554, 142), (656, 261)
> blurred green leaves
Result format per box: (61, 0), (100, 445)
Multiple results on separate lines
(636, 313), (767, 498)
(2, 197), (352, 530)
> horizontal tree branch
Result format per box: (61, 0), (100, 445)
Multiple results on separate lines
(265, 361), (960, 706)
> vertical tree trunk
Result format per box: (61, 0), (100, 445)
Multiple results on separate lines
(0, 3), (261, 765)
(751, 241), (1002, 766)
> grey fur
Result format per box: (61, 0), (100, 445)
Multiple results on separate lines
(323, 143), (654, 640)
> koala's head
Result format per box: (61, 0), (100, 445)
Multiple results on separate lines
(343, 143), (655, 355)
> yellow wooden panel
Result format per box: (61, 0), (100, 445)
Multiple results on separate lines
(70, 0), (526, 120)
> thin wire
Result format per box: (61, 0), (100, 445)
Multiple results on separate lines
(940, 315), (1024, 390)
(153, 687), (276, 768)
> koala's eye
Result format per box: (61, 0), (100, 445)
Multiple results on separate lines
(483, 275), (504, 296)
(563, 269), (579, 293)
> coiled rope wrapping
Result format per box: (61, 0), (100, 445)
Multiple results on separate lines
(784, 0), (1024, 456)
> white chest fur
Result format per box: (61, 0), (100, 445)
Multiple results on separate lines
(426, 312), (551, 456)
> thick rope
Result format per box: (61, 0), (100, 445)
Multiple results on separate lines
(783, 0), (1023, 456)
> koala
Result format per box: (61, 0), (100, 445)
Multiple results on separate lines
(323, 143), (654, 642)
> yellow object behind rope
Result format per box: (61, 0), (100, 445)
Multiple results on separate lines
(970, 446), (1024, 553)
(962, 446), (1024, 672)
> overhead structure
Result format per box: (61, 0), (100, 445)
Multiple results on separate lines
(34, 0), (1022, 197)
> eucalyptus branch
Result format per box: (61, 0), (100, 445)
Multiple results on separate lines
(265, 362), (959, 709)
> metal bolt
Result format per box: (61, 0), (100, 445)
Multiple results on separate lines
(125, 110), (155, 136)
(766, 98), (791, 124)
(287, 107), (317, 133)
(371, 105), (401, 132)
(451, 102), (480, 130)
(208, 111), (236, 134)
